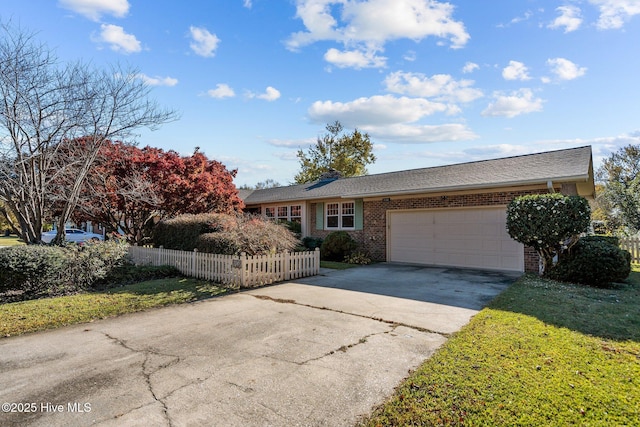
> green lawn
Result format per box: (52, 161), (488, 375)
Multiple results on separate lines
(320, 260), (358, 270)
(0, 235), (25, 246)
(362, 266), (640, 426)
(0, 278), (227, 337)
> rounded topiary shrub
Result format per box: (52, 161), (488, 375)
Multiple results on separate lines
(320, 231), (357, 261)
(548, 238), (631, 288)
(506, 193), (591, 274)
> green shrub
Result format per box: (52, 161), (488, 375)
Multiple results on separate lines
(548, 238), (631, 287)
(94, 264), (181, 289)
(580, 235), (620, 246)
(0, 245), (67, 298)
(0, 240), (130, 301)
(196, 233), (238, 255)
(283, 220), (302, 236)
(506, 194), (591, 274)
(320, 231), (357, 261)
(302, 236), (323, 250)
(62, 240), (130, 289)
(344, 250), (372, 265)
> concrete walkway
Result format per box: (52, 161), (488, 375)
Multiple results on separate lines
(0, 264), (517, 427)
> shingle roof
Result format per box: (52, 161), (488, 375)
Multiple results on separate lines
(242, 146), (593, 205)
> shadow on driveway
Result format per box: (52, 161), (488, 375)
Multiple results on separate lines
(294, 263), (521, 311)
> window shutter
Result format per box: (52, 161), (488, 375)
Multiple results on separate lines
(355, 199), (363, 230)
(316, 203), (324, 230)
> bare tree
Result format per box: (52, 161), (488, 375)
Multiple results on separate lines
(0, 22), (177, 243)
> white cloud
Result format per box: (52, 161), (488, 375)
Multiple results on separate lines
(549, 5), (583, 32)
(93, 24), (141, 53)
(309, 95), (448, 126)
(497, 10), (533, 28)
(462, 62), (479, 74)
(403, 50), (417, 62)
(462, 144), (534, 159)
(589, 0), (640, 29)
(307, 94), (476, 142)
(384, 71), (483, 104)
(360, 123), (478, 143)
(547, 58), (587, 80)
(267, 138), (316, 148)
(482, 89), (544, 118)
(324, 48), (387, 69)
(259, 86), (281, 101)
(502, 60), (531, 81)
(189, 26), (220, 57)
(136, 74), (178, 87)
(247, 86), (281, 101)
(243, 0), (252, 8)
(207, 84), (236, 99)
(59, 0), (129, 21)
(287, 0), (469, 69)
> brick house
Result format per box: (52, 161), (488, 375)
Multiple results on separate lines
(241, 146), (595, 273)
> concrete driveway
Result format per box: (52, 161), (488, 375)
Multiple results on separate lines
(0, 264), (518, 427)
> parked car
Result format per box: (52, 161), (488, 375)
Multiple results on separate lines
(41, 228), (104, 244)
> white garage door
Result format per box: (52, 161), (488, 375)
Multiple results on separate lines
(387, 207), (524, 272)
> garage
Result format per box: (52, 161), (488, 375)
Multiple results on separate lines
(387, 207), (524, 272)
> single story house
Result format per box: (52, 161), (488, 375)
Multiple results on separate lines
(241, 146), (595, 273)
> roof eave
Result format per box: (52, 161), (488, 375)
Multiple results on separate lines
(343, 174), (592, 199)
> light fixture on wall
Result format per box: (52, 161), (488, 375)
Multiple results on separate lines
(382, 197), (391, 202)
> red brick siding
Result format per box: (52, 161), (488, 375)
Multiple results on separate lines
(524, 246), (540, 273)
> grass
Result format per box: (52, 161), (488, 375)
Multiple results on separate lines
(0, 235), (25, 246)
(362, 266), (640, 426)
(0, 278), (227, 337)
(320, 260), (358, 270)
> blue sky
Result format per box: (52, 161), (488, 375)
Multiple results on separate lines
(3, 0), (640, 187)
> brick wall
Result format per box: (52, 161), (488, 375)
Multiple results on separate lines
(307, 188), (549, 273)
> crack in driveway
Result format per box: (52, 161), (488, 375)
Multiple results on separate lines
(301, 326), (399, 365)
(103, 332), (180, 427)
(250, 294), (450, 337)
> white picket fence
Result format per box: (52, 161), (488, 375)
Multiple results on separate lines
(620, 237), (640, 264)
(128, 246), (320, 288)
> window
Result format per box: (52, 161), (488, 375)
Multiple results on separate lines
(326, 201), (355, 230)
(265, 207), (275, 218)
(264, 205), (302, 223)
(277, 206), (288, 221)
(326, 203), (339, 228)
(342, 202), (355, 228)
(290, 205), (302, 223)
